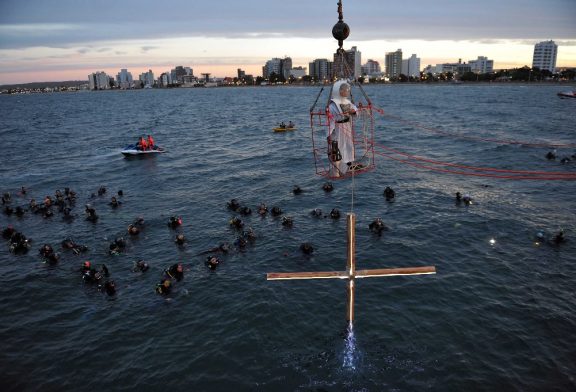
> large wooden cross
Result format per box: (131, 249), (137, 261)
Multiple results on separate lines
(267, 213), (436, 322)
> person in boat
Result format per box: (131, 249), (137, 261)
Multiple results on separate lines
(278, 121), (286, 129)
(288, 121), (294, 128)
(137, 136), (149, 151)
(165, 263), (184, 281)
(147, 135), (155, 150)
(327, 80), (358, 176)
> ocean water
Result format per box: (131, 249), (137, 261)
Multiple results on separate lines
(0, 84), (575, 391)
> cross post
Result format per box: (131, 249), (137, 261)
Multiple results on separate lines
(267, 213), (436, 322)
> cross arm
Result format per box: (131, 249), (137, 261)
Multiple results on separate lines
(355, 266), (436, 278)
(267, 270), (349, 280)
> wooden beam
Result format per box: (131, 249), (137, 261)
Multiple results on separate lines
(355, 266), (436, 278)
(267, 271), (348, 280)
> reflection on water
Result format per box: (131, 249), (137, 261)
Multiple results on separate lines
(343, 322), (358, 370)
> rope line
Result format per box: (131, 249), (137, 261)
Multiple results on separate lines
(375, 150), (576, 180)
(383, 113), (576, 148)
(375, 143), (576, 177)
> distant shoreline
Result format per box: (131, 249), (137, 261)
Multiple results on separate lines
(1, 79), (574, 95)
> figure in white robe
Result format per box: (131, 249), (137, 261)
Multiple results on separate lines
(327, 80), (358, 176)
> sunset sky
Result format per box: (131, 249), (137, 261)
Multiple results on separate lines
(1, 0), (575, 84)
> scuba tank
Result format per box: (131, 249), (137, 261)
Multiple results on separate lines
(329, 140), (342, 162)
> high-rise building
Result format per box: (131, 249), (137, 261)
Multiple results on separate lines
(401, 54), (421, 78)
(385, 49), (403, 79)
(362, 59), (381, 76)
(532, 40), (557, 73)
(139, 70), (155, 87)
(170, 66), (193, 84)
(262, 57), (292, 80)
(468, 56), (493, 74)
(116, 69), (133, 89)
(88, 71), (110, 90)
(333, 46), (361, 79)
(309, 59), (333, 82)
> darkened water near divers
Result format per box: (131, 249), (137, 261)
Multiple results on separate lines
(0, 85), (575, 391)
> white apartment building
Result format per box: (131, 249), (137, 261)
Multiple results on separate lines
(139, 70), (155, 87)
(532, 40), (557, 73)
(116, 69), (133, 89)
(88, 71), (110, 90)
(401, 54), (421, 78)
(468, 56), (494, 73)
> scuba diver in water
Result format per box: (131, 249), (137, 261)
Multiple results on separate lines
(155, 278), (172, 295)
(383, 186), (395, 201)
(206, 255), (221, 270)
(330, 208), (341, 219)
(133, 259), (150, 272)
(369, 218), (388, 236)
(85, 204), (98, 222)
(164, 263), (184, 281)
(174, 234), (186, 246)
(257, 203), (268, 216)
(62, 238), (88, 254)
(227, 199), (240, 211)
(300, 242), (314, 255)
(168, 216), (183, 229)
(322, 182), (334, 192)
(109, 237), (127, 255)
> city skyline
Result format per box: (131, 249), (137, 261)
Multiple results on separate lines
(1, 0), (575, 85)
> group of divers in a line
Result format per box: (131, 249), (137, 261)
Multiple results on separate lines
(1, 182), (567, 298)
(545, 149), (576, 164)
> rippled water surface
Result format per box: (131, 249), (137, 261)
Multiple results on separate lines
(1, 84), (575, 391)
